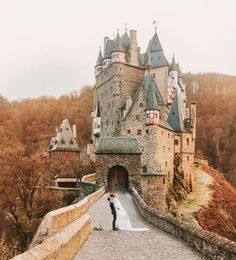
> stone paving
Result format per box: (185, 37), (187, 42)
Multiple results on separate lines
(74, 193), (201, 260)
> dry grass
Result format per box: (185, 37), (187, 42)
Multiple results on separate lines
(0, 233), (19, 260)
(177, 166), (214, 226)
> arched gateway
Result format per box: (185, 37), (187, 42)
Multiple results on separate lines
(95, 137), (142, 191)
(108, 166), (129, 191)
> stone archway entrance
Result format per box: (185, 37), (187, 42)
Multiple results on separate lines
(108, 166), (129, 192)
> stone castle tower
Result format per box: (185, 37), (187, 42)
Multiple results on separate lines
(92, 28), (196, 211)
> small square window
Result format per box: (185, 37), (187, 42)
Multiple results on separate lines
(127, 129), (131, 134)
(146, 129), (149, 134)
(137, 129), (142, 135)
(174, 140), (179, 145)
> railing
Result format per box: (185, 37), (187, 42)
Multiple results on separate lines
(12, 186), (106, 260)
(131, 187), (236, 260)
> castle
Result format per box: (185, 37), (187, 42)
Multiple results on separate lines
(92, 28), (196, 211)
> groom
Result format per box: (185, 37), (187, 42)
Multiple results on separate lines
(108, 194), (118, 230)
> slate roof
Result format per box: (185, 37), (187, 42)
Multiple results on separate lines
(167, 90), (185, 132)
(48, 119), (79, 152)
(121, 31), (130, 49)
(112, 32), (125, 52)
(104, 39), (114, 59)
(146, 33), (168, 68)
(145, 81), (159, 110)
(95, 137), (142, 154)
(142, 74), (165, 106)
(169, 55), (179, 72)
(96, 48), (103, 66)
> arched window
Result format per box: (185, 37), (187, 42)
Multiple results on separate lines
(187, 138), (190, 145)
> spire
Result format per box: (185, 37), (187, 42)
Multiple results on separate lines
(145, 51), (152, 74)
(167, 90), (185, 132)
(169, 54), (178, 72)
(146, 31), (168, 68)
(96, 47), (103, 66)
(113, 31), (124, 52)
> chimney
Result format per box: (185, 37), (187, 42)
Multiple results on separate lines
(129, 30), (139, 66)
(72, 124), (77, 139)
(104, 37), (109, 54)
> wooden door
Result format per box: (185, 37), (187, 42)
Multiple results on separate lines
(108, 166), (128, 192)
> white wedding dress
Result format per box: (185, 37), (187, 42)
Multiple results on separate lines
(113, 198), (148, 231)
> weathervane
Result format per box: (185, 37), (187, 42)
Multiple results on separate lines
(153, 20), (157, 33)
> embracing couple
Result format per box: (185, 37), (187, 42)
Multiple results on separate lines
(108, 194), (132, 231)
(108, 194), (148, 231)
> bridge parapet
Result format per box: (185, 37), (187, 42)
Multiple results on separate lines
(131, 187), (236, 259)
(12, 186), (105, 260)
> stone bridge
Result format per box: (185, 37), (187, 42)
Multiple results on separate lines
(13, 187), (236, 260)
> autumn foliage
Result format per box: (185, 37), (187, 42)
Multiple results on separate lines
(195, 165), (236, 241)
(184, 73), (236, 187)
(0, 85), (94, 253)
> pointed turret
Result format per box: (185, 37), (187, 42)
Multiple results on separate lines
(145, 82), (160, 126)
(103, 37), (114, 69)
(48, 119), (79, 152)
(121, 30), (130, 49)
(169, 55), (178, 72)
(111, 30), (126, 64)
(96, 48), (103, 66)
(113, 32), (124, 52)
(167, 89), (185, 132)
(95, 48), (103, 76)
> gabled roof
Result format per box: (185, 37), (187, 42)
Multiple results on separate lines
(95, 137), (142, 154)
(96, 48), (103, 66)
(167, 90), (185, 132)
(146, 32), (168, 68)
(142, 74), (165, 106)
(124, 74), (164, 119)
(48, 119), (79, 152)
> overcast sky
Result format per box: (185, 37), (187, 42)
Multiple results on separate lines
(0, 0), (235, 100)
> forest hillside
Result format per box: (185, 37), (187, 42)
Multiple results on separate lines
(184, 73), (236, 187)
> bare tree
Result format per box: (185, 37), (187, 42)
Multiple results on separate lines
(0, 147), (60, 251)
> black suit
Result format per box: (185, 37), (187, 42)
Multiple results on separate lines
(110, 201), (117, 230)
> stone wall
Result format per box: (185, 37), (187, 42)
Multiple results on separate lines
(96, 153), (141, 191)
(95, 63), (144, 137)
(12, 187), (106, 260)
(82, 173), (96, 183)
(140, 174), (167, 211)
(131, 187), (236, 259)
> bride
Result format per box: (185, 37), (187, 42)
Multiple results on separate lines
(110, 194), (148, 231)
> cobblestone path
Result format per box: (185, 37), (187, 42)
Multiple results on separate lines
(74, 193), (201, 260)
